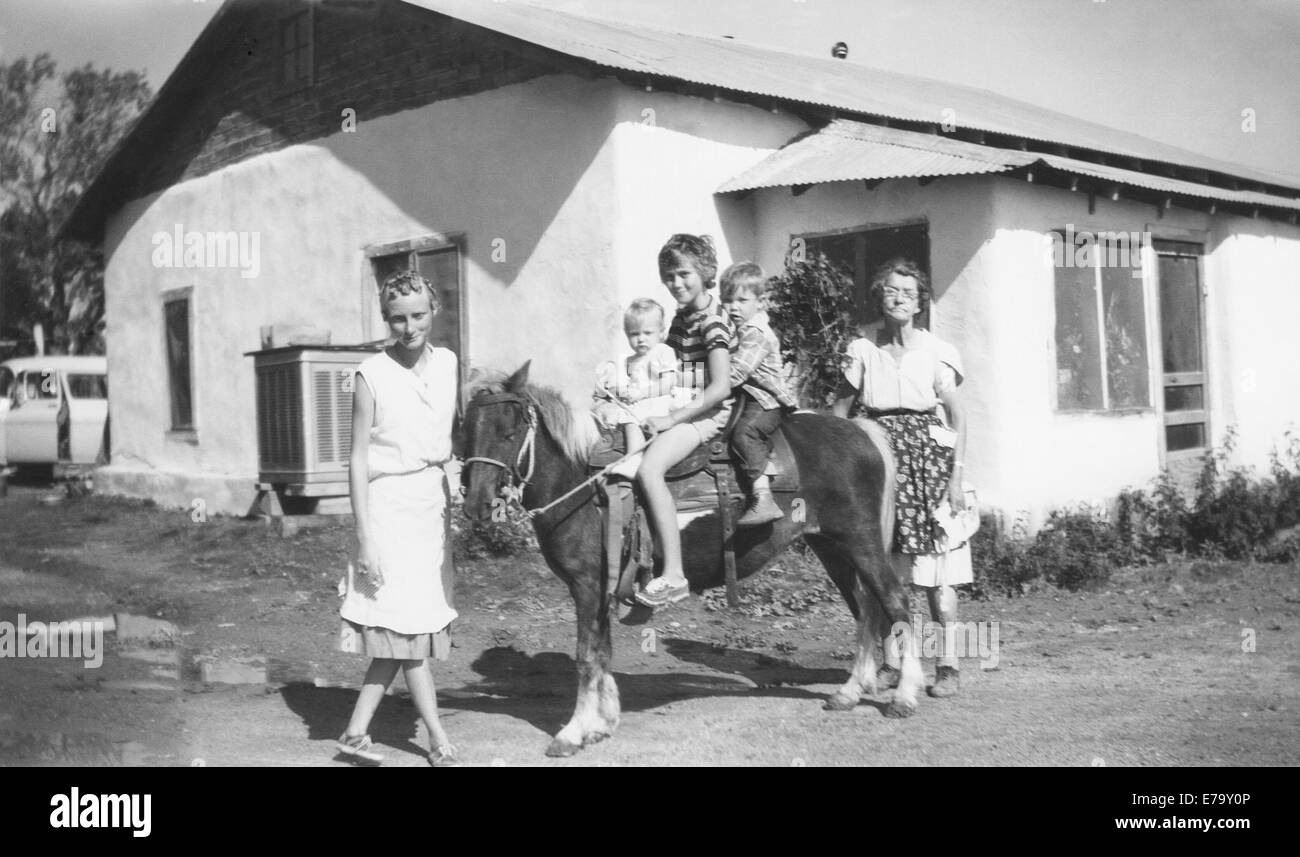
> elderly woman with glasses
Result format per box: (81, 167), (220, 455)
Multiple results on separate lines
(832, 257), (971, 699)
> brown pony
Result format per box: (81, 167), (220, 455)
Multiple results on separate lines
(462, 363), (924, 757)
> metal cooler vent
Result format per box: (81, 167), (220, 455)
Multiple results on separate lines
(251, 346), (378, 487)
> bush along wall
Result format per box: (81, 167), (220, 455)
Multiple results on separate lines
(971, 427), (1300, 599)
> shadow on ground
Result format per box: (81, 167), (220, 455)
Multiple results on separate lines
(279, 641), (867, 744)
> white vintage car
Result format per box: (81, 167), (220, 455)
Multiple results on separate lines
(0, 356), (109, 469)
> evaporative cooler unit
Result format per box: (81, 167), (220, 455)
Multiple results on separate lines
(249, 345), (382, 502)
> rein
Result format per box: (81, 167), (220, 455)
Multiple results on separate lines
(464, 392), (640, 520)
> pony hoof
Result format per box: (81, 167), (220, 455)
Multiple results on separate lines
(582, 732), (611, 746)
(883, 699), (917, 719)
(823, 692), (858, 711)
(545, 738), (581, 757)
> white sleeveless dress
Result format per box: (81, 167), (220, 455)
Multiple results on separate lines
(339, 344), (458, 658)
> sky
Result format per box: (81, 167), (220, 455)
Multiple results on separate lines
(1, 0), (1297, 182)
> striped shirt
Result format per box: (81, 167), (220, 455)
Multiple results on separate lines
(667, 293), (732, 394)
(728, 311), (797, 410)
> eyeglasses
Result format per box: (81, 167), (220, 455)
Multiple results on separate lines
(882, 288), (919, 300)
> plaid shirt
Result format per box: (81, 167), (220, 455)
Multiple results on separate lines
(729, 311), (796, 410)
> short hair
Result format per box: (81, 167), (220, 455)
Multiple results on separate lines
(378, 269), (440, 315)
(624, 298), (665, 331)
(719, 261), (767, 301)
(869, 257), (931, 314)
(658, 233), (717, 286)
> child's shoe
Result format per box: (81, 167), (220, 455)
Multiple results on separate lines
(635, 576), (690, 607)
(737, 491), (783, 527)
(336, 733), (384, 766)
(428, 743), (459, 767)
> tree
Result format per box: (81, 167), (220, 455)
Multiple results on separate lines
(0, 54), (151, 355)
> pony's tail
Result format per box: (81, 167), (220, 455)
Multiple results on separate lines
(854, 418), (896, 553)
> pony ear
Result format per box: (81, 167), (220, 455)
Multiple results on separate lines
(505, 361), (531, 391)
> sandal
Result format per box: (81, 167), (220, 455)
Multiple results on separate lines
(336, 732), (384, 766)
(428, 743), (459, 767)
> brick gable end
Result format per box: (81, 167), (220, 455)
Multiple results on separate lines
(138, 0), (563, 198)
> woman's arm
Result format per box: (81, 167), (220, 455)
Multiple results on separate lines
(938, 383), (967, 512)
(349, 375), (382, 582)
(832, 378), (858, 419)
(644, 347), (731, 434)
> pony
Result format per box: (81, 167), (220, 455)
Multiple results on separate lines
(461, 363), (924, 757)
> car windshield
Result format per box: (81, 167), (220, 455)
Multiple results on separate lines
(67, 373), (107, 399)
(0, 367), (12, 399)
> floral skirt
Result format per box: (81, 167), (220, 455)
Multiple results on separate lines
(874, 412), (956, 555)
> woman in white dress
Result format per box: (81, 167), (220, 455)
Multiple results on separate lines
(833, 258), (971, 699)
(335, 270), (460, 766)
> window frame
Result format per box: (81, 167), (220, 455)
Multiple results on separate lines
(276, 5), (315, 95)
(1047, 225), (1156, 415)
(796, 218), (932, 331)
(362, 233), (468, 384)
(162, 286), (198, 440)
(1148, 225), (1212, 463)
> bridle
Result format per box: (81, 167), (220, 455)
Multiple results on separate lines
(463, 391), (538, 507)
(463, 390), (637, 521)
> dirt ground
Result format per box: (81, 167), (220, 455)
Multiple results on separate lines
(1, 477), (1296, 767)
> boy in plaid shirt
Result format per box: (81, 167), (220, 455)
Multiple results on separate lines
(720, 262), (797, 527)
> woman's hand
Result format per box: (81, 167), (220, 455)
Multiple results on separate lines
(642, 414), (674, 437)
(356, 539), (384, 587)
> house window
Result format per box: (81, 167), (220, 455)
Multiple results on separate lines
(279, 8), (314, 91)
(164, 294), (194, 430)
(369, 236), (464, 362)
(1052, 230), (1151, 411)
(803, 222), (930, 329)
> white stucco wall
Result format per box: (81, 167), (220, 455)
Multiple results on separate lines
(1205, 218), (1300, 472)
(95, 64), (1300, 519)
(101, 75), (630, 513)
(601, 90), (805, 356)
(96, 76), (807, 514)
(748, 174), (1013, 508)
(750, 171), (1300, 525)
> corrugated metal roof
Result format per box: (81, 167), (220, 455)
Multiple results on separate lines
(716, 120), (1300, 212)
(408, 0), (1300, 194)
(717, 120), (1031, 192)
(1035, 152), (1300, 211)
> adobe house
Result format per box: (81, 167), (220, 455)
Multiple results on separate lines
(65, 0), (1300, 527)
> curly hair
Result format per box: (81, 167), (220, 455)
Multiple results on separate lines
(658, 233), (718, 286)
(869, 257), (930, 315)
(378, 269), (440, 316)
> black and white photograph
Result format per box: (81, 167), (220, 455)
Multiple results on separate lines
(0, 0), (1296, 789)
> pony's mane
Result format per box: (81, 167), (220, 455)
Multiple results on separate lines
(466, 371), (601, 467)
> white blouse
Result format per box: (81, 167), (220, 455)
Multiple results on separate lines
(843, 329), (964, 412)
(355, 344), (457, 476)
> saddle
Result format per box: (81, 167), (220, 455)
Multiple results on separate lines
(587, 416), (800, 608)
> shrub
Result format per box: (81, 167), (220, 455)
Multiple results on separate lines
(766, 250), (858, 409)
(971, 509), (1120, 598)
(969, 517), (1037, 599)
(1117, 426), (1300, 562)
(1028, 510), (1119, 591)
(452, 508), (536, 560)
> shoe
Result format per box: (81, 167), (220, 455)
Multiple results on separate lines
(336, 733), (384, 766)
(635, 576), (690, 607)
(736, 491), (783, 528)
(428, 743), (459, 767)
(928, 665), (961, 699)
(876, 664), (901, 690)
